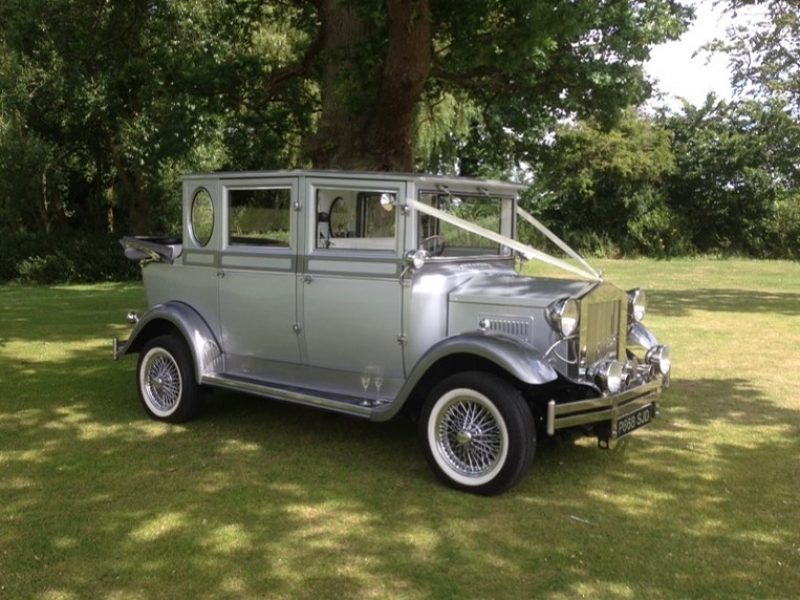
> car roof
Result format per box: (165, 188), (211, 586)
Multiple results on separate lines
(183, 169), (528, 194)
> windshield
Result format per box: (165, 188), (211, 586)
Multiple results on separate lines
(417, 192), (511, 257)
(410, 190), (600, 281)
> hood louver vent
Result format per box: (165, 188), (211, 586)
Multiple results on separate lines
(479, 315), (534, 344)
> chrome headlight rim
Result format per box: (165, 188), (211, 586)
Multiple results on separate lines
(593, 359), (625, 394)
(646, 344), (671, 376)
(547, 297), (580, 338)
(627, 288), (647, 323)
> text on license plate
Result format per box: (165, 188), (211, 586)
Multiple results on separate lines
(617, 404), (653, 437)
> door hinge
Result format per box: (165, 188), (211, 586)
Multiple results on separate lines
(397, 335), (407, 346)
(292, 323), (302, 334)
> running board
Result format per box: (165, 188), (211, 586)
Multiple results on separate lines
(201, 373), (380, 418)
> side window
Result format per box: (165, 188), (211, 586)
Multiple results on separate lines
(316, 189), (396, 251)
(228, 188), (291, 247)
(190, 188), (214, 247)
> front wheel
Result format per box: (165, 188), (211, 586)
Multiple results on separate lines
(419, 372), (535, 495)
(137, 334), (204, 423)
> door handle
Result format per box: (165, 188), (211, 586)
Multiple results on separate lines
(303, 275), (312, 284)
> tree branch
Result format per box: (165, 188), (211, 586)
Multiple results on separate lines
(264, 24), (324, 98)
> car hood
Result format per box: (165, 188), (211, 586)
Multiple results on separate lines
(449, 273), (596, 308)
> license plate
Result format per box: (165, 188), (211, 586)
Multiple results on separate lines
(616, 404), (653, 438)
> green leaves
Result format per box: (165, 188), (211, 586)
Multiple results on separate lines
(711, 1), (800, 114)
(527, 97), (800, 258)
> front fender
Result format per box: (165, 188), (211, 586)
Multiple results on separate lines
(374, 331), (558, 421)
(115, 301), (223, 382)
(627, 322), (659, 353)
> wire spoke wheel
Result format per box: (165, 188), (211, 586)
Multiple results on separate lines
(420, 372), (535, 495)
(136, 335), (203, 423)
(437, 395), (504, 477)
(142, 350), (183, 413)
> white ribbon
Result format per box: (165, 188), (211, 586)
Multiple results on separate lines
(515, 206), (600, 279)
(406, 198), (601, 281)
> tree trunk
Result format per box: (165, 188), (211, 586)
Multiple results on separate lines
(307, 0), (432, 172)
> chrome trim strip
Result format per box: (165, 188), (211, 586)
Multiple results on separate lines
(201, 374), (373, 418)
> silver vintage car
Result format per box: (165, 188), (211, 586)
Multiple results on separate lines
(115, 170), (670, 495)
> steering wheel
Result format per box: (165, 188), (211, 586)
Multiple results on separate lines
(419, 234), (446, 256)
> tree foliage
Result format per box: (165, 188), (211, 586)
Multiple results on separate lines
(0, 0), (693, 238)
(712, 0), (800, 113)
(0, 0), (311, 235)
(529, 97), (800, 258)
(1, 0), (798, 277)
(528, 109), (679, 256)
(661, 95), (800, 256)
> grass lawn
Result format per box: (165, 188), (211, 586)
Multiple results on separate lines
(1, 258), (799, 599)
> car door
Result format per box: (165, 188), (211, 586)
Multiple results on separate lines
(299, 176), (406, 400)
(217, 177), (302, 376)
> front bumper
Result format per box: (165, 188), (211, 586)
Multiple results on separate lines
(545, 376), (665, 441)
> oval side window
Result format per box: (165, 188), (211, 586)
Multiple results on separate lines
(190, 188), (214, 247)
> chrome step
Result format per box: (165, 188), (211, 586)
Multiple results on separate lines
(201, 373), (380, 417)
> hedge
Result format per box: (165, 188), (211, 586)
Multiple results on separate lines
(0, 232), (140, 284)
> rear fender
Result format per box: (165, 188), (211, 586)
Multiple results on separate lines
(115, 301), (222, 382)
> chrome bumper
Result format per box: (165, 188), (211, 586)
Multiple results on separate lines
(545, 377), (664, 440)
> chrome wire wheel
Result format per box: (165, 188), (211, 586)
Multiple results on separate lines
(139, 346), (183, 418)
(428, 388), (509, 486)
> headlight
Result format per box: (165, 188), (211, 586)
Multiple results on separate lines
(593, 360), (625, 394)
(547, 297), (580, 338)
(646, 344), (671, 376)
(627, 288), (647, 322)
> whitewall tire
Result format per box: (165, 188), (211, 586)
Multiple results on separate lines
(419, 372), (535, 495)
(137, 334), (203, 423)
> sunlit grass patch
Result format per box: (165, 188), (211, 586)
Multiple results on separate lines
(1, 261), (799, 598)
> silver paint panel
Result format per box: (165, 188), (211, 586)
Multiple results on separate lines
(301, 273), (404, 395)
(221, 254), (293, 270)
(183, 252), (216, 266)
(143, 262), (221, 339)
(219, 269), (301, 363)
(307, 259), (398, 275)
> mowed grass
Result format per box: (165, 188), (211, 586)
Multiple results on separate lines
(1, 258), (799, 599)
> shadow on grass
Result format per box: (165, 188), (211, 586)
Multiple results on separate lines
(2, 286), (800, 598)
(650, 288), (800, 317)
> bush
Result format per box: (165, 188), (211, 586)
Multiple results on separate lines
(765, 196), (800, 259)
(627, 205), (694, 258)
(0, 232), (139, 284)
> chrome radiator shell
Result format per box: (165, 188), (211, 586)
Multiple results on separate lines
(578, 284), (627, 371)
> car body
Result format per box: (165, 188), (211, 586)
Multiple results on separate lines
(115, 170), (671, 495)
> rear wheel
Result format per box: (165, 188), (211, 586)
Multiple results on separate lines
(419, 372), (535, 495)
(137, 334), (203, 423)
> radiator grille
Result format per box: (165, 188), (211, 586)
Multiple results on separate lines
(582, 298), (622, 364)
